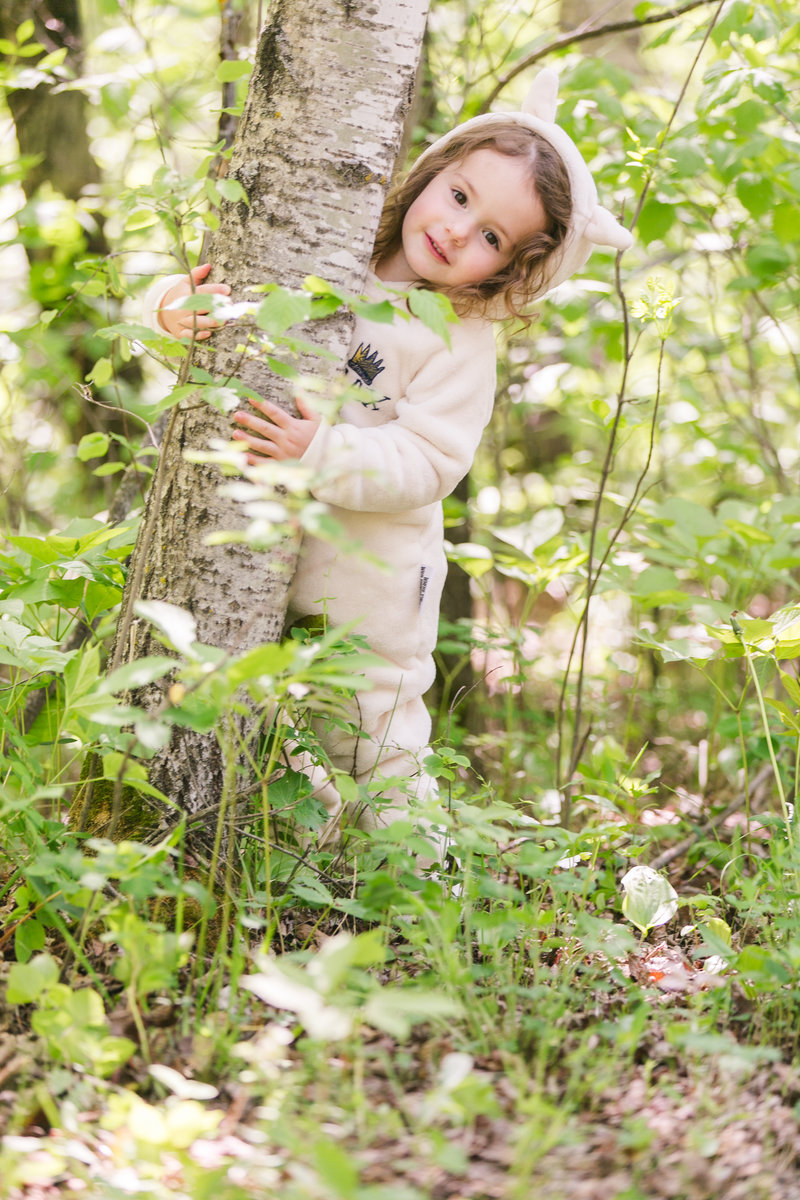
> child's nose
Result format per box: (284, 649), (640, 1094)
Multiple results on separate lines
(446, 214), (470, 242)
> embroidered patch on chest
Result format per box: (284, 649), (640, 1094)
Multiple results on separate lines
(348, 342), (385, 386)
(347, 342), (390, 410)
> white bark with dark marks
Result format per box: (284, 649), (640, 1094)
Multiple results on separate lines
(111, 0), (430, 823)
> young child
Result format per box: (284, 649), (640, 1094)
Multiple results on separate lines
(142, 69), (632, 847)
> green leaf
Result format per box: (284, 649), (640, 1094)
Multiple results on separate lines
(349, 299), (398, 324)
(134, 600), (198, 658)
(780, 670), (800, 708)
(14, 918), (46, 965)
(313, 1140), (358, 1200)
(290, 877), (336, 907)
(87, 357), (113, 387)
(724, 519), (773, 545)
(630, 566), (687, 606)
(637, 199), (675, 243)
(256, 288), (312, 335)
(774, 205), (800, 242)
(656, 497), (719, 541)
(736, 174), (773, 218)
(216, 58), (253, 82)
(226, 641), (294, 687)
(445, 541), (493, 578)
(362, 987), (462, 1039)
(620, 865), (679, 936)
(216, 177), (249, 204)
(77, 432), (111, 462)
(64, 644), (102, 706)
(303, 275), (345, 299)
(6, 953), (60, 1004)
(102, 656), (176, 694)
(408, 288), (458, 348)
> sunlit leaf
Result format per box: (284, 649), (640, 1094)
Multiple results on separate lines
(620, 865), (679, 936)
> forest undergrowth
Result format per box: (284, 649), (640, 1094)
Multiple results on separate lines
(2, 535), (800, 1199)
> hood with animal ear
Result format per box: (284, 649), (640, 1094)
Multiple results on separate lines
(410, 68), (633, 306)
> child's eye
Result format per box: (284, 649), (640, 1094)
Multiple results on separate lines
(483, 230), (500, 249)
(452, 189), (467, 206)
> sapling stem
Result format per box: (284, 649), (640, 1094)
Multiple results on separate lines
(731, 614), (795, 857)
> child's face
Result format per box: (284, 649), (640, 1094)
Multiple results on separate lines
(388, 148), (547, 289)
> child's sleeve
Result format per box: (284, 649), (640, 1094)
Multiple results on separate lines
(142, 274), (186, 333)
(301, 325), (497, 513)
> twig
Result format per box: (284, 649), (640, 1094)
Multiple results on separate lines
(479, 0), (722, 112)
(650, 763), (775, 871)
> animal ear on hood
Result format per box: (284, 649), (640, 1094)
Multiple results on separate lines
(586, 205), (633, 251)
(521, 68), (560, 123)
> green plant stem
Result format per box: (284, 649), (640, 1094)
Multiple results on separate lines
(733, 620), (795, 858)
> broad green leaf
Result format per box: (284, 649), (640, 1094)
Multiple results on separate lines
(87, 357), (113, 387)
(102, 656), (175, 695)
(134, 600), (198, 658)
(290, 877), (336, 907)
(215, 58), (252, 82)
(6, 953), (60, 1004)
(256, 288), (313, 334)
(226, 641), (294, 686)
(780, 671), (800, 708)
(656, 497), (719, 541)
(620, 865), (679, 936)
(408, 288), (457, 348)
(215, 177), (249, 204)
(445, 541), (493, 578)
(638, 198), (674, 243)
(736, 174), (774, 218)
(64, 644), (102, 705)
(15, 917), (46, 964)
(303, 275), (345, 299)
(314, 1141), (358, 1200)
(724, 518), (773, 545)
(77, 432), (111, 461)
(362, 988), (462, 1039)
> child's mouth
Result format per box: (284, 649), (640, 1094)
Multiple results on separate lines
(426, 234), (449, 264)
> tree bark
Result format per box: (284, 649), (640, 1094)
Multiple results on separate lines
(0, 0), (101, 210)
(80, 0), (430, 839)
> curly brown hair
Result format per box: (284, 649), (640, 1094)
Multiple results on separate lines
(372, 120), (573, 321)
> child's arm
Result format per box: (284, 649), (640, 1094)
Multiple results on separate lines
(233, 322), (497, 508)
(145, 263), (231, 340)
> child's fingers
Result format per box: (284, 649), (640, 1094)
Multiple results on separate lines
(232, 429), (277, 457)
(232, 409), (279, 437)
(189, 263), (213, 283)
(294, 395), (319, 422)
(243, 398), (292, 427)
(181, 313), (219, 328)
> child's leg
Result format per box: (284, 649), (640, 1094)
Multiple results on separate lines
(309, 690), (449, 863)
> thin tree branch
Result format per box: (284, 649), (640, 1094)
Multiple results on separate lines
(479, 0), (721, 112)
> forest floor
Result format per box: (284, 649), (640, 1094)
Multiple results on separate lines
(2, 814), (800, 1200)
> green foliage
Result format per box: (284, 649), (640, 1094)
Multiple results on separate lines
(7, 953), (136, 1076)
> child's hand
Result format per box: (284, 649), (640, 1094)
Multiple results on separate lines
(232, 395), (321, 463)
(157, 263), (231, 340)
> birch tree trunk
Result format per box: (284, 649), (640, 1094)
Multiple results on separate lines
(79, 0), (430, 839)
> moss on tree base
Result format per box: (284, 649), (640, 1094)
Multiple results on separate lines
(69, 753), (163, 842)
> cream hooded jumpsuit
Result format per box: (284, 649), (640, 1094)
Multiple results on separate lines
(143, 69), (633, 839)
